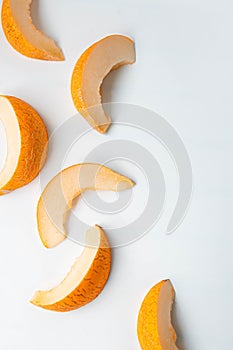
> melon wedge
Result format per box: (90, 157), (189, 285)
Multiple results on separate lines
(137, 280), (180, 350)
(71, 35), (136, 133)
(1, 0), (64, 61)
(0, 95), (48, 195)
(31, 225), (111, 312)
(37, 163), (134, 248)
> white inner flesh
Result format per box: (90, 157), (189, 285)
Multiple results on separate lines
(0, 97), (21, 189)
(158, 281), (179, 350)
(9, 0), (62, 57)
(32, 226), (101, 305)
(82, 35), (135, 128)
(0, 121), (7, 172)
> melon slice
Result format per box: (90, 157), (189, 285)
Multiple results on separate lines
(31, 225), (111, 312)
(37, 163), (134, 248)
(1, 0), (64, 61)
(137, 280), (180, 350)
(0, 95), (48, 195)
(71, 35), (136, 133)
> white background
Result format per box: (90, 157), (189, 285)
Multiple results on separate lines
(0, 0), (233, 349)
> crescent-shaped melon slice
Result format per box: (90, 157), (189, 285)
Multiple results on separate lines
(71, 35), (136, 133)
(37, 163), (134, 248)
(31, 225), (111, 312)
(1, 0), (64, 61)
(137, 280), (180, 350)
(0, 95), (48, 195)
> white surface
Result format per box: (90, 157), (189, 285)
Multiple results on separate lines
(0, 0), (232, 349)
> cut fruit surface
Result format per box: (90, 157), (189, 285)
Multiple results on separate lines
(137, 280), (180, 350)
(1, 0), (64, 61)
(31, 225), (111, 312)
(0, 95), (48, 195)
(37, 163), (134, 248)
(71, 35), (136, 133)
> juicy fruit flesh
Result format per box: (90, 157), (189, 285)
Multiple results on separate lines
(158, 281), (179, 350)
(81, 35), (135, 108)
(0, 96), (20, 188)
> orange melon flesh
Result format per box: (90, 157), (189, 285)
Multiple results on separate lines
(37, 163), (135, 248)
(31, 225), (111, 312)
(137, 280), (180, 350)
(71, 35), (136, 133)
(1, 0), (64, 61)
(0, 95), (48, 195)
